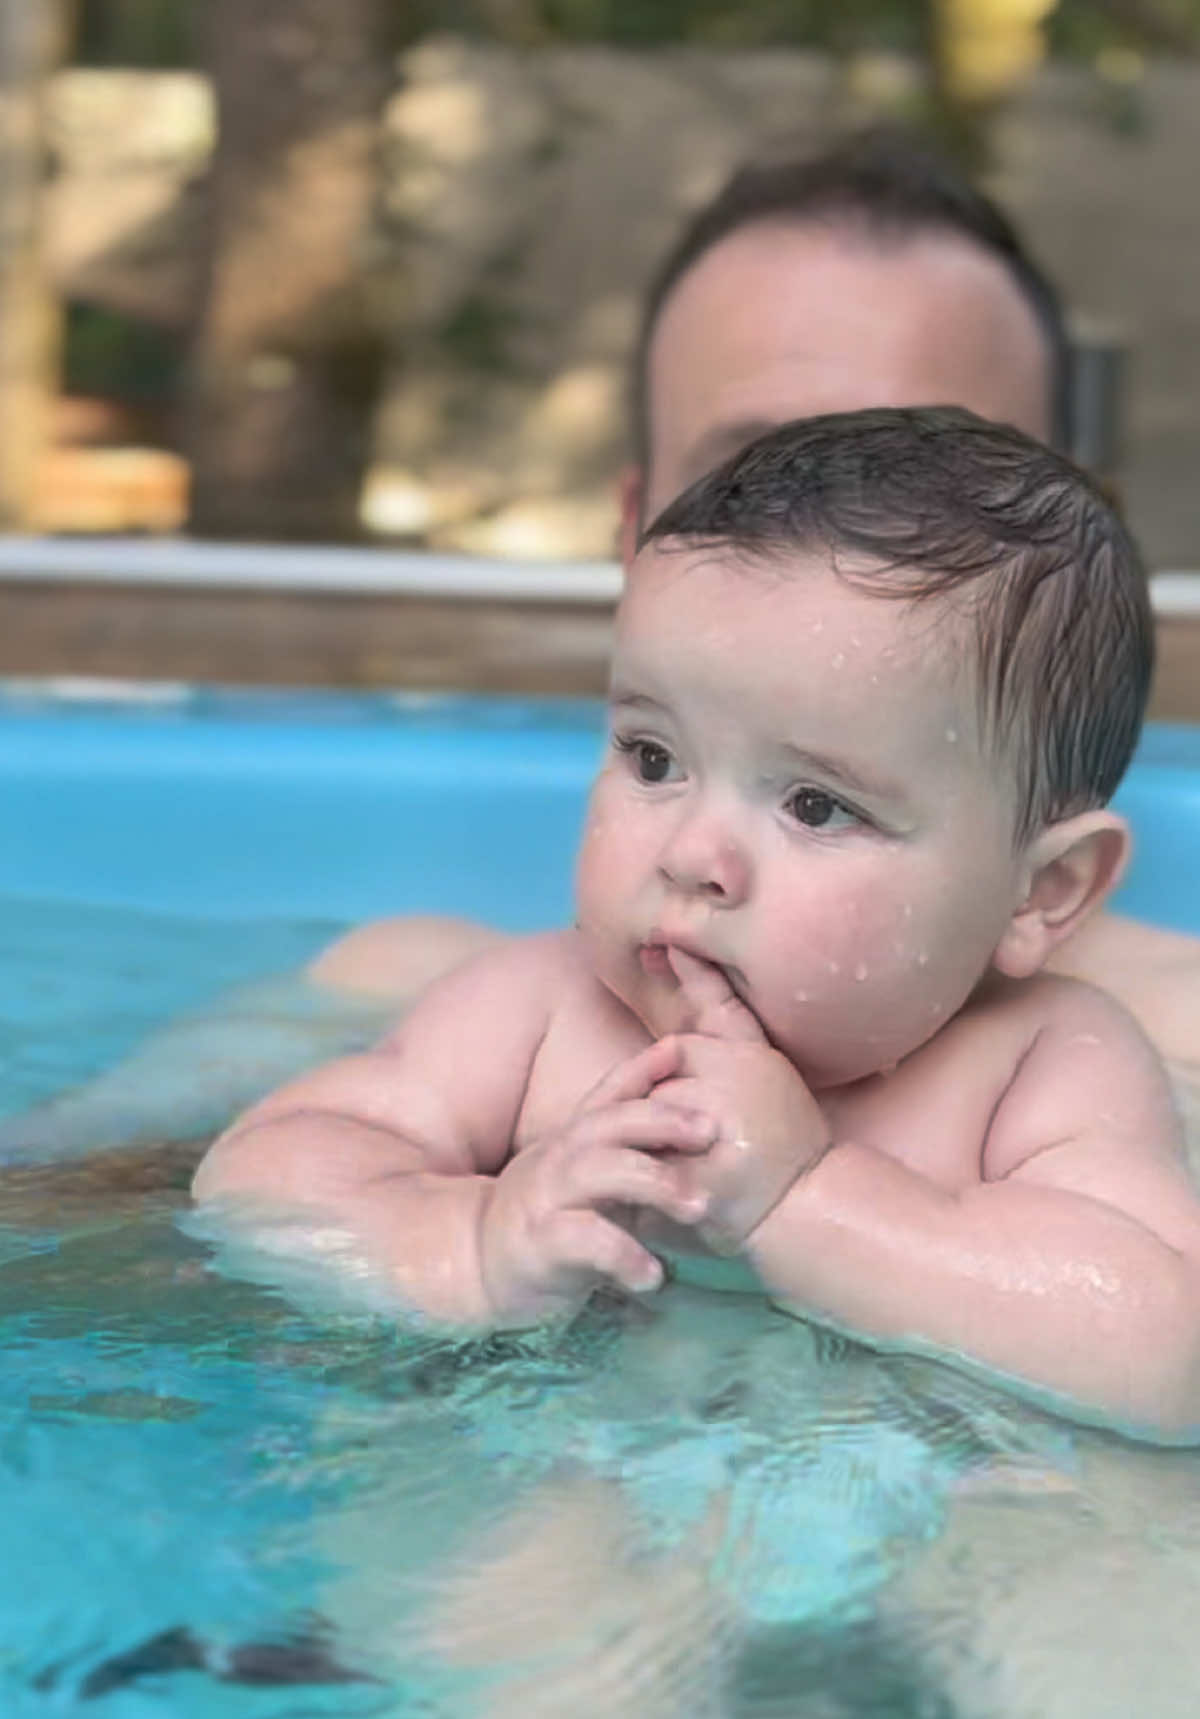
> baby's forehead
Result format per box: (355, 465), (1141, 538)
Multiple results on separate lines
(620, 540), (981, 712)
(626, 537), (970, 649)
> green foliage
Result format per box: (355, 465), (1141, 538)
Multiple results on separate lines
(435, 292), (529, 377)
(69, 0), (1200, 67)
(75, 0), (196, 67)
(63, 303), (183, 402)
(1049, 0), (1200, 56)
(531, 0), (925, 48)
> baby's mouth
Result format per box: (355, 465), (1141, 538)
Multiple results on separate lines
(639, 938), (749, 998)
(638, 942), (675, 977)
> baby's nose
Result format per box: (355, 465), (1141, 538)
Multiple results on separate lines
(657, 810), (749, 904)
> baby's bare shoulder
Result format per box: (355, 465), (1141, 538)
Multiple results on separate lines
(993, 968), (1159, 1049)
(979, 971), (1181, 1180)
(378, 927), (591, 1043)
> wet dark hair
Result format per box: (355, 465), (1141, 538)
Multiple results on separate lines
(644, 405), (1151, 844)
(632, 127), (1070, 476)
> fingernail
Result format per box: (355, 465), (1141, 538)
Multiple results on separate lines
(634, 1258), (663, 1292)
(688, 1114), (716, 1141)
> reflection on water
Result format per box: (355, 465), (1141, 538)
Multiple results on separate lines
(3, 902), (1200, 1717)
(0, 1208), (1052, 1717)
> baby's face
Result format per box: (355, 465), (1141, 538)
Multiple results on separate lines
(576, 543), (1031, 1088)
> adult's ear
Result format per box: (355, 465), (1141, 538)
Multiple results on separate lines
(617, 464), (645, 571)
(992, 809), (1131, 981)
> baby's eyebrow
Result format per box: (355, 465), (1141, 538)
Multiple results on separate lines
(775, 742), (904, 804)
(607, 688), (667, 715)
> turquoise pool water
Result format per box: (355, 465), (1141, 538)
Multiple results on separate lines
(3, 686), (1200, 1717)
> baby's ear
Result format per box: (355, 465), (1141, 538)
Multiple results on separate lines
(992, 810), (1131, 980)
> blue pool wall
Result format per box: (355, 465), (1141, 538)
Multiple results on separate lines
(2, 689), (1198, 936)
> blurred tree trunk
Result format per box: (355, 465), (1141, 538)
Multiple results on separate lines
(183, 0), (393, 541)
(0, 0), (72, 527)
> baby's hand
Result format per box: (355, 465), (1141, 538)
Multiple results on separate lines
(654, 948), (830, 1254)
(478, 1037), (714, 1325)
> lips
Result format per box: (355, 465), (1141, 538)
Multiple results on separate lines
(639, 933), (746, 996)
(638, 942), (675, 976)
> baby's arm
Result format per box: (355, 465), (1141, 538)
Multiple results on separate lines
(193, 936), (711, 1327)
(746, 984), (1200, 1438)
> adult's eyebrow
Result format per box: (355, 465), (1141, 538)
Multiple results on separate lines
(676, 418), (780, 490)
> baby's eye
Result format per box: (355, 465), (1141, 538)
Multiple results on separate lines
(785, 786), (858, 830)
(615, 736), (679, 784)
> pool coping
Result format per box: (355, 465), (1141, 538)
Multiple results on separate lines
(0, 536), (622, 602)
(1, 534), (1197, 615)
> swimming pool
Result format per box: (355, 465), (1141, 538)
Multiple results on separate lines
(4, 682), (1200, 1718)
(5, 682), (1200, 931)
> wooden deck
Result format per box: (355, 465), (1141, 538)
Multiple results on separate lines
(0, 578), (1196, 720)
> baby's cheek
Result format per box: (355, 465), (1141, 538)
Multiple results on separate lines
(576, 784), (625, 909)
(764, 889), (941, 1012)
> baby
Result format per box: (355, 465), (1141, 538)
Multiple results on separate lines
(194, 405), (1200, 1441)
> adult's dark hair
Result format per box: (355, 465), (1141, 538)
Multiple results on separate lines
(645, 405), (1150, 845)
(632, 127), (1070, 473)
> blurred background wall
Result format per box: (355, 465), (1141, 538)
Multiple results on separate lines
(5, 0), (1200, 567)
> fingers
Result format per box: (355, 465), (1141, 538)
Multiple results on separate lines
(666, 948), (766, 1043)
(576, 1095), (714, 1155)
(564, 1135), (708, 1225)
(580, 1036), (684, 1112)
(548, 1209), (666, 1296)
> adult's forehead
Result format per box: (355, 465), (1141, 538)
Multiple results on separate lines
(643, 218), (1052, 514)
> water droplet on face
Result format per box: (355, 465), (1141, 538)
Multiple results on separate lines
(916, 951), (929, 967)
(793, 988), (810, 1003)
(854, 962), (869, 983)
(826, 959), (841, 976)
(901, 903), (914, 921)
(945, 727), (958, 744)
(831, 652), (846, 669)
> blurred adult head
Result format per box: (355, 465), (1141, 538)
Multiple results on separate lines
(620, 127), (1068, 560)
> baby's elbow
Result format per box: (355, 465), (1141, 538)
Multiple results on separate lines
(191, 1117), (280, 1205)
